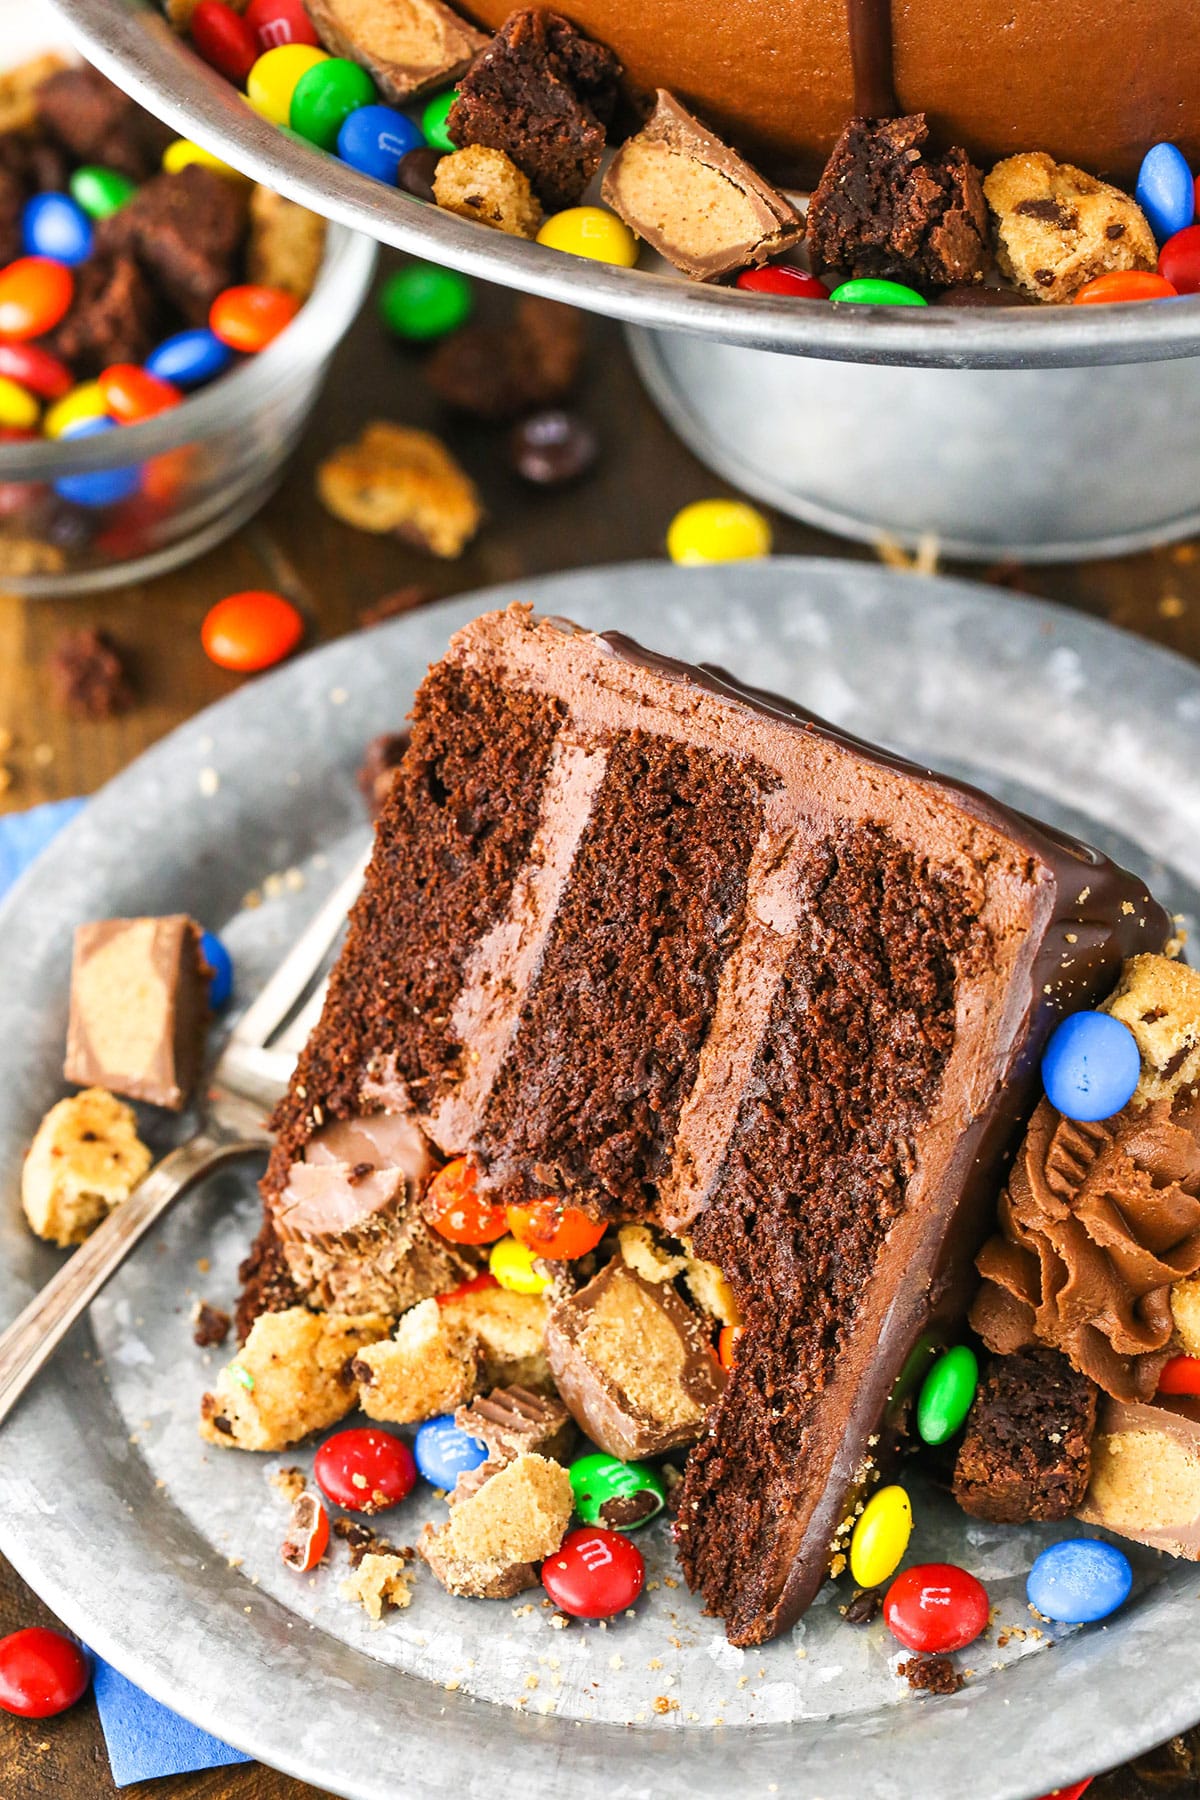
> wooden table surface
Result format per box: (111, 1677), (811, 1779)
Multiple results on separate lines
(2, 254), (1200, 1799)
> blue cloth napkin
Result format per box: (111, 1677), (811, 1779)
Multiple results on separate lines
(0, 799), (252, 1783)
(92, 1660), (252, 1787)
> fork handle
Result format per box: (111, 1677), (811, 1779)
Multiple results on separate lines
(0, 1132), (261, 1430)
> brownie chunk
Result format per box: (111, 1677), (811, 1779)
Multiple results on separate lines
(447, 10), (622, 211)
(49, 250), (158, 375)
(35, 66), (171, 181)
(806, 113), (991, 290)
(98, 166), (247, 324)
(424, 296), (584, 421)
(953, 1347), (1098, 1525)
(899, 1655), (964, 1695)
(48, 627), (135, 718)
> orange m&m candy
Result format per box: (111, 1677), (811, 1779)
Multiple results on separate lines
(201, 589), (304, 671)
(98, 364), (183, 424)
(209, 283), (300, 352)
(718, 1324), (742, 1370)
(0, 257), (74, 340)
(424, 1158), (508, 1245)
(505, 1199), (606, 1261)
(1073, 270), (1178, 304)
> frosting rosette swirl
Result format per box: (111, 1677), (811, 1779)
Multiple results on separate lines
(970, 1095), (1200, 1401)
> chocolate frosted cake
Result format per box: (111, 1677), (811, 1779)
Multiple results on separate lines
(236, 606), (1165, 1644)
(461, 0), (1200, 188)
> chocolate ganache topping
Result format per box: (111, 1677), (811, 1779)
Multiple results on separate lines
(971, 1094), (1200, 1402)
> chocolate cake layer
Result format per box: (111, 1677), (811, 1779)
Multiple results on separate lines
(249, 605), (1167, 1643)
(461, 0), (1200, 188)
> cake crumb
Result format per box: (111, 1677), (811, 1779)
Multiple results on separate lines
(341, 1552), (414, 1621)
(898, 1654), (965, 1695)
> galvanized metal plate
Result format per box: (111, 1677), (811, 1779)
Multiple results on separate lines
(43, 0), (1200, 370)
(1, 562), (1199, 1800)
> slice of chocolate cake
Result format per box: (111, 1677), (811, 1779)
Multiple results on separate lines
(245, 605), (1166, 1645)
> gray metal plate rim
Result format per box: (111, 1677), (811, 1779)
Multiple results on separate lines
(42, 0), (1200, 371)
(1, 561), (1200, 1800)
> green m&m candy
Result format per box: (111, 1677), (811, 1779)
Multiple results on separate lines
(69, 165), (137, 220)
(829, 277), (928, 307)
(916, 1344), (979, 1446)
(569, 1452), (666, 1531)
(378, 263), (473, 341)
(290, 57), (377, 150)
(420, 88), (458, 153)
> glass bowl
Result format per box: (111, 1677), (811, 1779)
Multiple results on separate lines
(0, 221), (377, 596)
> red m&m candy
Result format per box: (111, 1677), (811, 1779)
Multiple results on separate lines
(201, 588), (304, 671)
(0, 1628), (90, 1718)
(0, 341), (72, 400)
(0, 257), (74, 340)
(245, 0), (321, 52)
(736, 266), (829, 299)
(99, 364), (183, 424)
(1031, 1782), (1093, 1800)
(541, 1528), (645, 1618)
(1159, 223), (1200, 296)
(281, 1493), (330, 1571)
(314, 1427), (416, 1513)
(883, 1562), (989, 1654)
(190, 0), (259, 84)
(210, 283), (300, 351)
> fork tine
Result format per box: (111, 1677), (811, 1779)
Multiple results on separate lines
(272, 977), (329, 1058)
(230, 846), (369, 1052)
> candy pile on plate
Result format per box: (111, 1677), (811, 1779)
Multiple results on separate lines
(166, 0), (1200, 312)
(0, 54), (324, 578)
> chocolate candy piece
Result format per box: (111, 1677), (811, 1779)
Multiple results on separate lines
(303, 0), (485, 106)
(545, 1253), (725, 1460)
(568, 1451), (665, 1530)
(397, 146), (443, 203)
(455, 1384), (574, 1463)
(932, 284), (1034, 307)
(508, 409), (597, 486)
(1078, 1396), (1200, 1559)
(63, 915), (211, 1111)
(601, 90), (802, 281)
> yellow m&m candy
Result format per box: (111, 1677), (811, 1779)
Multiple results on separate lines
(0, 376), (39, 431)
(246, 45), (328, 126)
(537, 206), (638, 267)
(849, 1484), (912, 1590)
(162, 138), (249, 182)
(43, 381), (106, 439)
(489, 1235), (550, 1296)
(666, 498), (773, 565)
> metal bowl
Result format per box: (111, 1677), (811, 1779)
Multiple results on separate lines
(44, 0), (1200, 371)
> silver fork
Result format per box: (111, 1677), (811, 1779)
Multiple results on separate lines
(0, 848), (369, 1429)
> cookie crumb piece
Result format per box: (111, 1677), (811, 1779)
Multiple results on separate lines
(602, 91), (802, 280)
(199, 1307), (389, 1451)
(354, 1296), (483, 1424)
(983, 153), (1156, 303)
(806, 113), (991, 290)
(341, 1551), (414, 1620)
(269, 1466), (307, 1505)
(21, 1088), (151, 1247)
(316, 422), (483, 558)
(434, 144), (543, 238)
(1102, 954), (1200, 1107)
(248, 185), (327, 300)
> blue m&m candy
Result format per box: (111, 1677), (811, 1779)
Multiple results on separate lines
(53, 416), (140, 508)
(22, 193), (93, 267)
(336, 105), (422, 184)
(200, 929), (234, 1010)
(1027, 1538), (1132, 1624)
(413, 1414), (488, 1490)
(145, 327), (235, 389)
(1136, 143), (1195, 244)
(1041, 1010), (1141, 1122)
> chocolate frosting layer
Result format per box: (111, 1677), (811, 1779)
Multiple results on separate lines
(971, 1095), (1200, 1401)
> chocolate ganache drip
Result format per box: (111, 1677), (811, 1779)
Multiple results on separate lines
(847, 0), (898, 118)
(971, 1094), (1200, 1402)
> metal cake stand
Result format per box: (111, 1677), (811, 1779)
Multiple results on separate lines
(1, 562), (1200, 1800)
(43, 0), (1200, 554)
